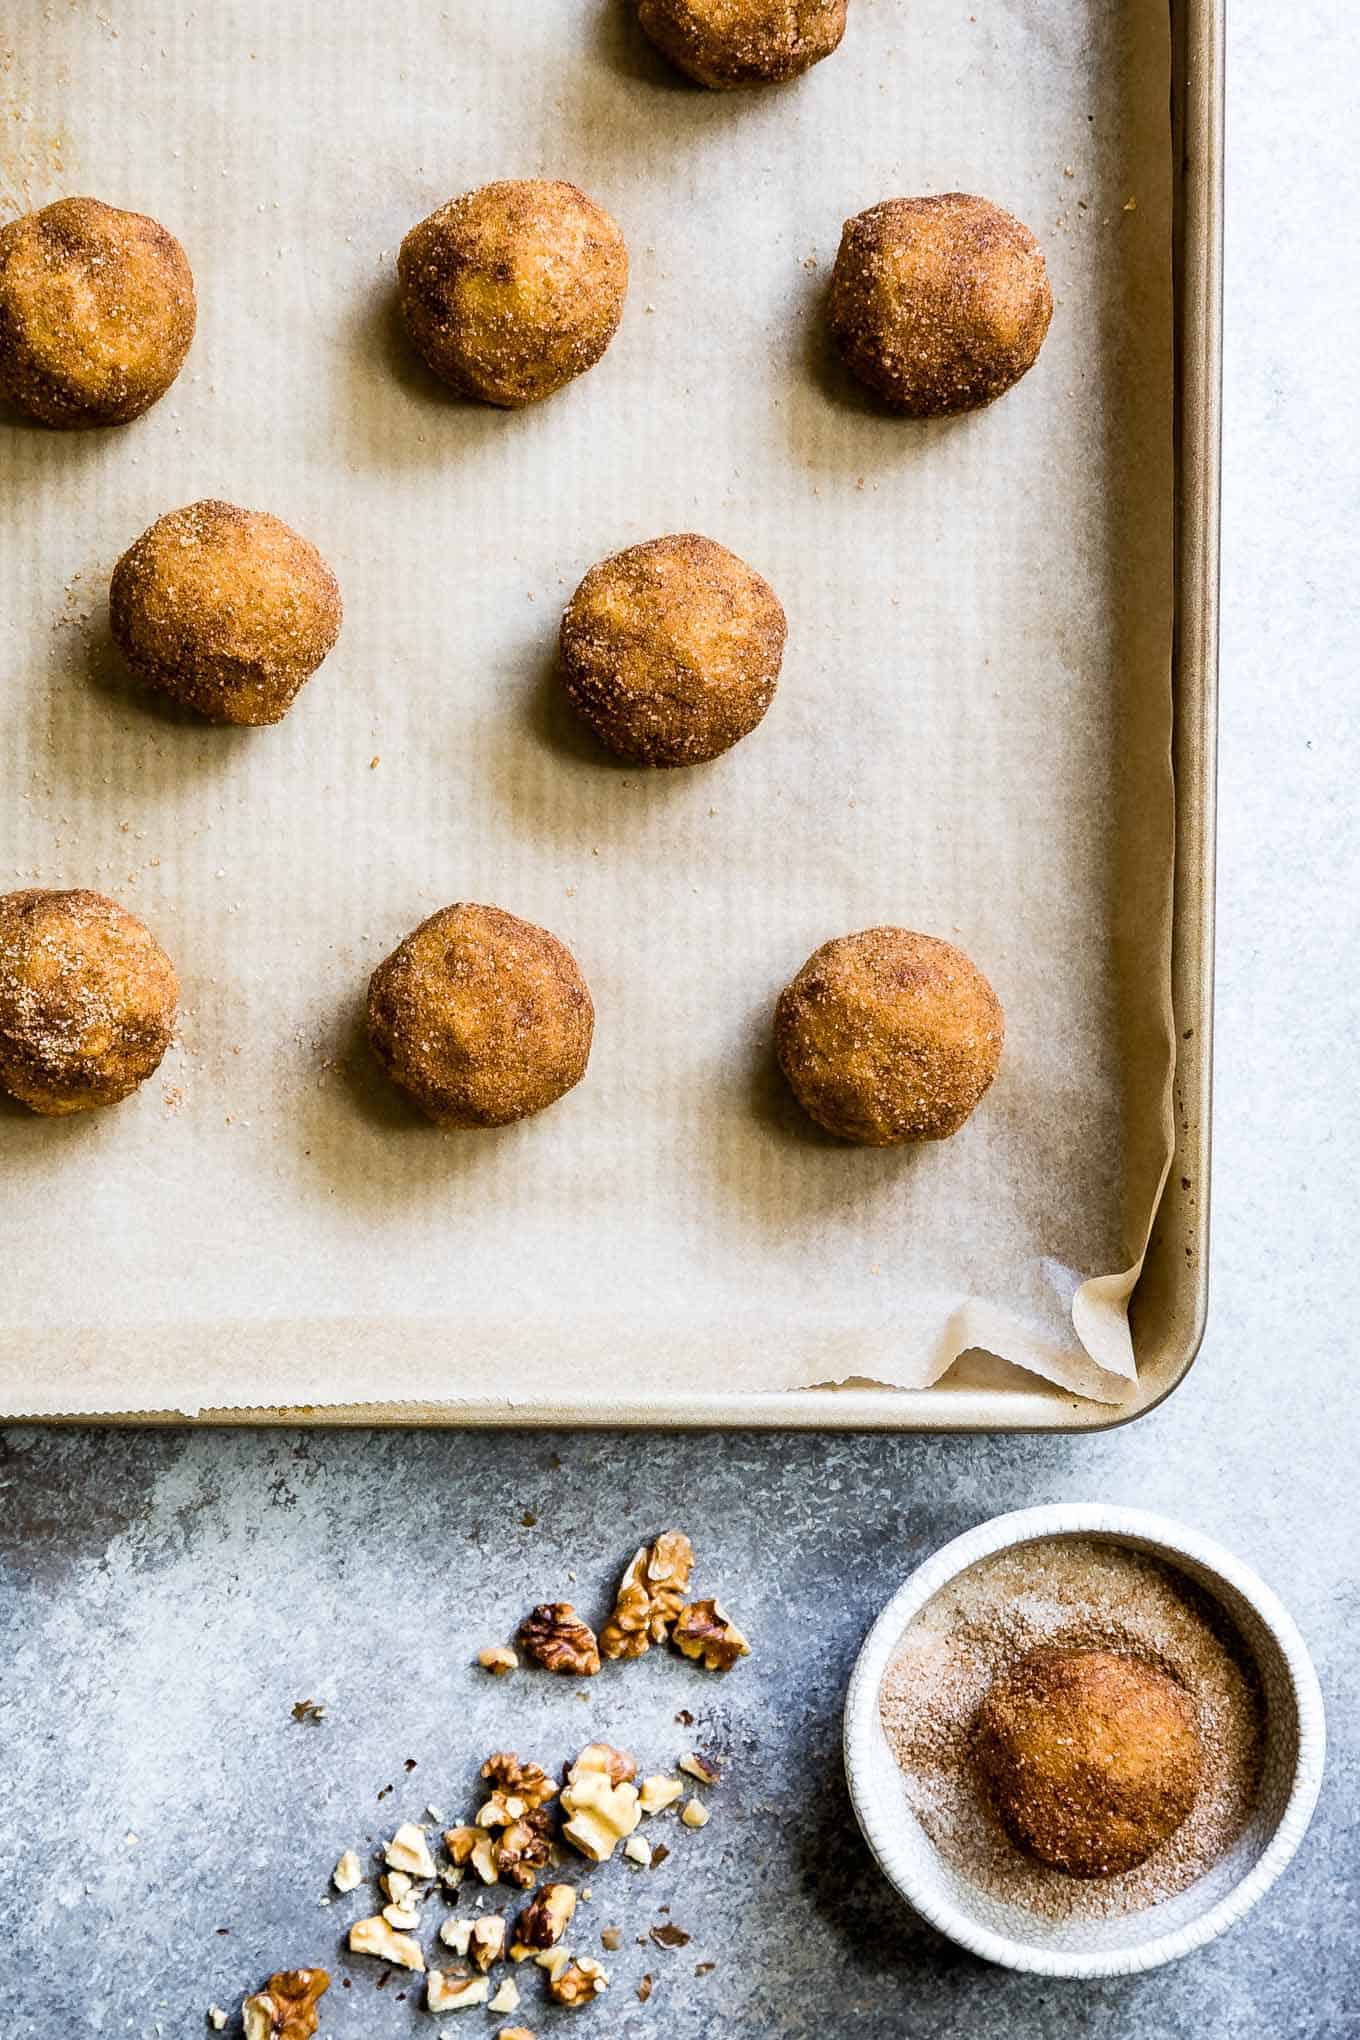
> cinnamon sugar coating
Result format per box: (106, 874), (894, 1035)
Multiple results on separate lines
(638, 0), (847, 88)
(398, 179), (627, 408)
(367, 904), (593, 1129)
(774, 928), (1003, 1144)
(973, 1646), (1205, 1878)
(559, 533), (785, 768)
(0, 197), (194, 427)
(0, 889), (178, 1115)
(828, 193), (1052, 415)
(109, 500), (342, 726)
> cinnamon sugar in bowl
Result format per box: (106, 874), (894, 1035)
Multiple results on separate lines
(842, 1506), (1325, 1976)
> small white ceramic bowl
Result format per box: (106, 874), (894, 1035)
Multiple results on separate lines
(843, 1503), (1326, 1977)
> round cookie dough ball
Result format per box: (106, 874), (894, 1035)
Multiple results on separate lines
(397, 180), (628, 408)
(0, 196), (194, 427)
(0, 888), (178, 1115)
(774, 928), (1003, 1144)
(109, 500), (342, 726)
(367, 903), (594, 1129)
(559, 533), (786, 767)
(973, 1647), (1204, 1878)
(827, 193), (1052, 415)
(638, 0), (847, 88)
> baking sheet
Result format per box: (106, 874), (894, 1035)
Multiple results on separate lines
(0, 0), (1175, 1417)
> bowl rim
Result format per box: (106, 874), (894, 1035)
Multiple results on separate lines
(842, 1502), (1327, 1977)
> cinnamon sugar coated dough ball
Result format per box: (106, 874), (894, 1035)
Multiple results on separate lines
(397, 180), (628, 407)
(638, 0), (847, 88)
(973, 1647), (1204, 1878)
(367, 904), (594, 1129)
(828, 194), (1052, 415)
(775, 928), (1003, 1144)
(0, 197), (194, 427)
(0, 889), (178, 1115)
(109, 500), (342, 726)
(559, 534), (786, 767)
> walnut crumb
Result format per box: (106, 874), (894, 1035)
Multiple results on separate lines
(349, 1916), (424, 1971)
(427, 1970), (491, 2012)
(639, 1775), (684, 1814)
(207, 2011), (228, 2032)
(384, 1822), (437, 1878)
(488, 1977), (521, 2015)
(548, 1956), (609, 2007)
(681, 1798), (711, 1829)
(623, 1835), (653, 1866)
(478, 1644), (519, 1676)
(600, 1926), (623, 1952)
(678, 1752), (722, 1786)
(331, 1850), (362, 1893)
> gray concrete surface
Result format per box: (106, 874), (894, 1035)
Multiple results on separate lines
(4, 4), (1360, 2036)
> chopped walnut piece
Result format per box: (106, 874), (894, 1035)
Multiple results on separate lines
(478, 1644), (519, 1676)
(681, 1798), (711, 1829)
(331, 1849), (363, 1894)
(444, 1825), (485, 1866)
(672, 1599), (750, 1672)
(573, 1743), (637, 1786)
(380, 1871), (413, 1903)
(639, 1775), (684, 1814)
(479, 1751), (558, 1828)
(440, 1919), (473, 1957)
(471, 1916), (507, 1972)
(600, 1926), (623, 1952)
(600, 1532), (695, 1659)
(515, 1882), (577, 1949)
(488, 1977), (521, 2015)
(445, 1823), (501, 1884)
(385, 1822), (437, 1878)
(496, 1815), (551, 1889)
(208, 2010), (228, 2033)
(637, 1974), (654, 2004)
(427, 1970), (491, 2012)
(534, 1947), (572, 1984)
(497, 2029), (536, 2040)
(382, 1898), (421, 1930)
(348, 1916), (424, 1971)
(678, 1752), (722, 1785)
(623, 1835), (652, 1867)
(518, 1603), (601, 1676)
(561, 1750), (641, 1863)
(549, 1956), (609, 2008)
(241, 1969), (331, 2040)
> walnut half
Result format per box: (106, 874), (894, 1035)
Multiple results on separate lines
(672, 1598), (751, 1672)
(599, 1531), (695, 1660)
(241, 1970), (330, 2040)
(518, 1603), (601, 1676)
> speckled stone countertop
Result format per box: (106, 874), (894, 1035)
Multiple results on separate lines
(3, 7), (1359, 2037)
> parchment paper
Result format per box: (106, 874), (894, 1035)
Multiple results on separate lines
(0, 0), (1174, 1416)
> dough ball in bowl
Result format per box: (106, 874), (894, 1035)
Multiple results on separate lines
(828, 193), (1052, 415)
(110, 500), (343, 726)
(398, 179), (628, 407)
(0, 888), (178, 1115)
(0, 196), (194, 427)
(638, 0), (848, 88)
(367, 903), (594, 1129)
(973, 1647), (1205, 1878)
(559, 533), (786, 767)
(775, 928), (1003, 1144)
